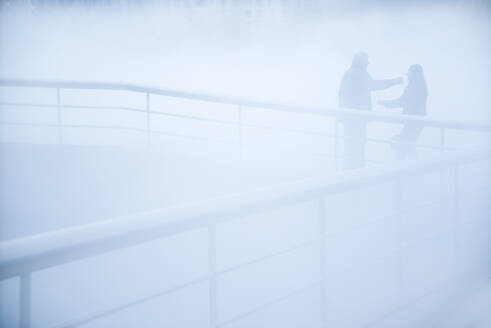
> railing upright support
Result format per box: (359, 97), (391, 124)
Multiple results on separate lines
(334, 120), (339, 171)
(394, 177), (404, 292)
(20, 273), (31, 328)
(208, 224), (217, 328)
(318, 197), (327, 328)
(146, 93), (150, 147)
(56, 88), (63, 144)
(237, 105), (243, 161)
(453, 166), (461, 274)
(440, 127), (446, 151)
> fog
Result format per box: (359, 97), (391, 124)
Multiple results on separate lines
(1, 1), (491, 328)
(2, 2), (491, 120)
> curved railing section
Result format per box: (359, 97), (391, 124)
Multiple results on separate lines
(1, 147), (491, 327)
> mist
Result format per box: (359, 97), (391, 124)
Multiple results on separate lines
(2, 2), (491, 119)
(1, 1), (491, 328)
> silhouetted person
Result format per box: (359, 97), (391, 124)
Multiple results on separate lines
(339, 52), (402, 169)
(378, 64), (428, 159)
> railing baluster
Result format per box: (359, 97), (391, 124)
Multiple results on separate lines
(440, 127), (446, 151)
(394, 177), (404, 293)
(20, 273), (31, 328)
(453, 166), (460, 274)
(318, 197), (327, 328)
(334, 120), (339, 171)
(208, 224), (217, 328)
(146, 93), (151, 146)
(56, 88), (63, 144)
(237, 104), (243, 161)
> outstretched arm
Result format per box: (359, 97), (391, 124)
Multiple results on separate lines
(378, 87), (408, 108)
(370, 77), (403, 91)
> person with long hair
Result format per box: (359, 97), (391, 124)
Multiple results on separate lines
(378, 64), (428, 159)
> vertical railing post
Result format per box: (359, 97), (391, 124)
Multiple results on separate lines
(146, 93), (151, 147)
(208, 224), (217, 328)
(334, 120), (339, 171)
(394, 176), (404, 294)
(237, 104), (243, 161)
(318, 197), (327, 328)
(453, 166), (460, 274)
(20, 273), (31, 328)
(56, 88), (63, 145)
(440, 127), (446, 151)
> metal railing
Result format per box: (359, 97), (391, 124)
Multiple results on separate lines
(1, 78), (491, 327)
(1, 147), (490, 327)
(1, 78), (489, 165)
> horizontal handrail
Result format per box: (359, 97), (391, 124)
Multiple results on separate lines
(50, 273), (212, 328)
(1, 147), (489, 280)
(0, 120), (376, 163)
(216, 280), (322, 328)
(2, 78), (491, 132)
(0, 101), (454, 151)
(18, 184), (491, 328)
(0, 120), (234, 145)
(50, 239), (318, 328)
(0, 101), (146, 114)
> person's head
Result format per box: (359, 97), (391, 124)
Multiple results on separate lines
(407, 64), (425, 83)
(351, 52), (369, 70)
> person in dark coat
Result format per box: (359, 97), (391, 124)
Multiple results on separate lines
(378, 64), (428, 159)
(338, 52), (402, 169)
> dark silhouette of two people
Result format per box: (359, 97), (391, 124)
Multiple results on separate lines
(339, 52), (427, 169)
